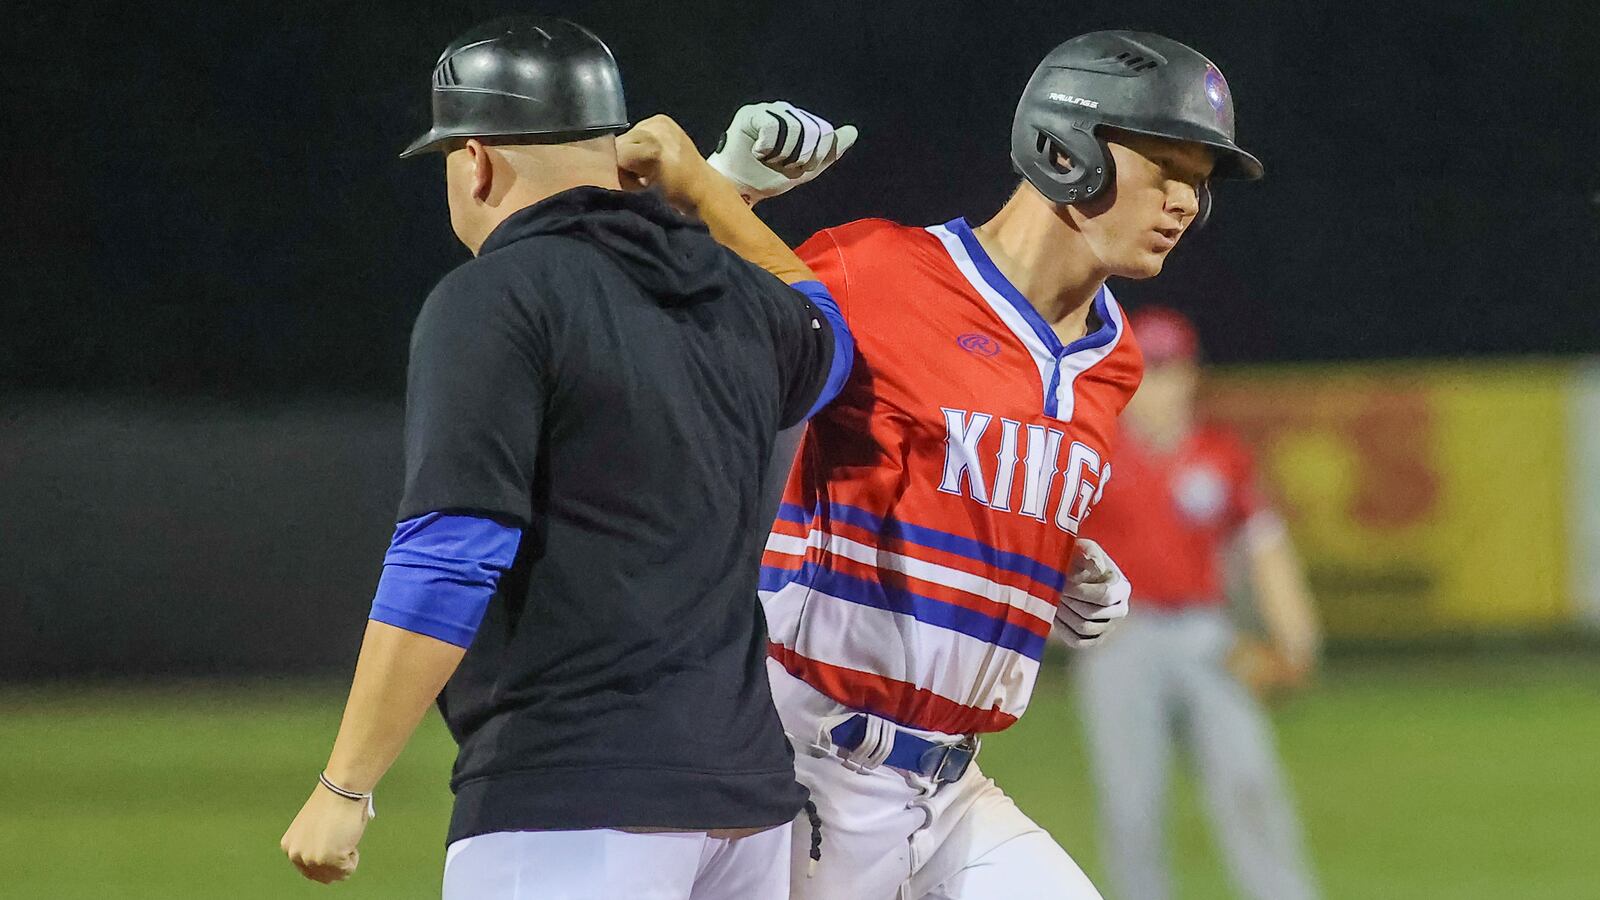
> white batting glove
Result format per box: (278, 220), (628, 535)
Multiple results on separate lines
(1051, 539), (1131, 649)
(706, 101), (859, 204)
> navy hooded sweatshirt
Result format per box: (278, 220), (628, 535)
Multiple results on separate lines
(399, 186), (838, 842)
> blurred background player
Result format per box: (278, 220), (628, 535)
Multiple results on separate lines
(278, 17), (853, 899)
(1076, 306), (1321, 900)
(709, 31), (1262, 899)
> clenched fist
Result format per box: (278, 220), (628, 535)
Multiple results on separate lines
(706, 101), (858, 203)
(616, 114), (722, 210)
(280, 782), (373, 884)
(1051, 538), (1131, 648)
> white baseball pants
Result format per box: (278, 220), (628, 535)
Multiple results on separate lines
(442, 825), (790, 899)
(770, 661), (1103, 900)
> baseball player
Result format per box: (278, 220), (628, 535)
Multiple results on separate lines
(277, 17), (856, 899)
(1076, 306), (1322, 900)
(705, 31), (1265, 899)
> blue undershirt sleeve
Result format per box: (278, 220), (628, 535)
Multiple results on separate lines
(790, 279), (854, 420)
(368, 513), (522, 648)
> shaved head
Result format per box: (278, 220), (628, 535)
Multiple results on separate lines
(444, 135), (622, 254)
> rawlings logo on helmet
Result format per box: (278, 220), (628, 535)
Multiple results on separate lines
(1047, 92), (1100, 110)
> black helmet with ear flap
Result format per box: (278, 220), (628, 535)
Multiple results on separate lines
(1010, 31), (1262, 227)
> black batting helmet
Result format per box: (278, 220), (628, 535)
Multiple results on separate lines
(400, 16), (629, 158)
(1011, 31), (1263, 226)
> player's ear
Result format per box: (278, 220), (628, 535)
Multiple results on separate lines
(465, 139), (494, 203)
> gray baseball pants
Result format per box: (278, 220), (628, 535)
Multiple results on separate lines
(1073, 606), (1318, 900)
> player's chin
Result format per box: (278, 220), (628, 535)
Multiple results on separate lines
(1113, 249), (1170, 280)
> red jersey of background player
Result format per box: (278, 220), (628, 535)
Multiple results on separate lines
(760, 217), (1143, 736)
(1080, 424), (1271, 609)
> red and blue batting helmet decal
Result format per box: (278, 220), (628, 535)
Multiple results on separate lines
(1204, 65), (1229, 113)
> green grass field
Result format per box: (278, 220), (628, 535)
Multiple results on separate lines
(3, 651), (1596, 899)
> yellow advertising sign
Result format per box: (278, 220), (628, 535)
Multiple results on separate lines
(1207, 363), (1572, 638)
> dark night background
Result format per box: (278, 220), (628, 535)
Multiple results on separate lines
(7, 0), (1599, 398)
(3, 1), (1598, 677)
(4, 9), (1597, 892)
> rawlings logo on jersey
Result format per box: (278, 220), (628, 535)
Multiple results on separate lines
(956, 333), (1001, 357)
(936, 407), (1110, 535)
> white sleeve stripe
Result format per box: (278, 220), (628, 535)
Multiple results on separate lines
(766, 528), (1057, 622)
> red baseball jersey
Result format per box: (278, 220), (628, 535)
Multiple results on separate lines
(761, 217), (1143, 736)
(1079, 424), (1270, 609)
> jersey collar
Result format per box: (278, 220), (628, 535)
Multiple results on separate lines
(927, 218), (1126, 422)
(939, 217), (1118, 359)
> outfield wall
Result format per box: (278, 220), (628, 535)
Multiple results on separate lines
(0, 396), (403, 678)
(2, 363), (1595, 678)
(1209, 360), (1597, 640)
(1567, 363), (1600, 630)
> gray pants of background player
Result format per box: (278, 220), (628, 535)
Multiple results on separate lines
(1074, 606), (1318, 900)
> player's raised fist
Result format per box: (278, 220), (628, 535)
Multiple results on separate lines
(1051, 538), (1131, 648)
(617, 114), (720, 209)
(707, 101), (859, 204)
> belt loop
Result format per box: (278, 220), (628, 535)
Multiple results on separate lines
(841, 715), (895, 772)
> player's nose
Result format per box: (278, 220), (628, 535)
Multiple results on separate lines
(1165, 181), (1201, 224)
